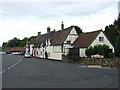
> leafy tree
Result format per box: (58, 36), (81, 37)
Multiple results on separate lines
(115, 35), (120, 57)
(117, 14), (120, 34)
(104, 24), (119, 45)
(74, 26), (83, 35)
(7, 37), (20, 47)
(2, 42), (10, 50)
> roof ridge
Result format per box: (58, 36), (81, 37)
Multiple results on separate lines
(84, 30), (102, 34)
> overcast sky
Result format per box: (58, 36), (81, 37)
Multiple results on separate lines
(0, 0), (119, 47)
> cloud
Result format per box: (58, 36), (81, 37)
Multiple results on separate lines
(0, 1), (118, 46)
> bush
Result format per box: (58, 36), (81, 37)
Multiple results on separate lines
(72, 56), (80, 62)
(108, 53), (115, 58)
(86, 44), (110, 58)
(86, 46), (95, 58)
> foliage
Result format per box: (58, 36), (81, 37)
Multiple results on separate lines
(115, 35), (120, 57)
(86, 46), (95, 58)
(86, 44), (109, 58)
(74, 26), (83, 35)
(67, 47), (80, 62)
(104, 19), (119, 46)
(108, 53), (115, 58)
(2, 36), (36, 50)
(8, 37), (20, 47)
(117, 14), (120, 34)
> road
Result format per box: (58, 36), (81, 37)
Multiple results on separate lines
(1, 55), (119, 88)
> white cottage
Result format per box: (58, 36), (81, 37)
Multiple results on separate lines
(73, 30), (114, 57)
(33, 22), (79, 60)
(25, 38), (36, 55)
(46, 25), (79, 60)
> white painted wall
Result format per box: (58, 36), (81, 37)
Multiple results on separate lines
(63, 27), (78, 55)
(64, 27), (78, 44)
(25, 45), (29, 53)
(46, 46), (63, 60)
(79, 48), (86, 57)
(90, 32), (114, 52)
(30, 44), (34, 55)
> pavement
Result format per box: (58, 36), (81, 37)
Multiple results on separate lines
(1, 55), (119, 88)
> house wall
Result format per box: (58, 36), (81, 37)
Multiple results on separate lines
(33, 48), (36, 57)
(33, 48), (40, 57)
(64, 27), (78, 44)
(79, 48), (86, 57)
(63, 27), (78, 55)
(39, 47), (45, 58)
(79, 32), (114, 57)
(90, 32), (114, 52)
(46, 46), (63, 60)
(30, 44), (34, 55)
(25, 45), (29, 53)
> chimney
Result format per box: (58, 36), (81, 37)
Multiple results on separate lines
(47, 26), (51, 33)
(61, 21), (64, 30)
(38, 32), (41, 36)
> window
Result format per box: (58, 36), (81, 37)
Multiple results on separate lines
(99, 37), (104, 42)
(66, 41), (71, 44)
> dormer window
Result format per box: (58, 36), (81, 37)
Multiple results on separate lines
(99, 37), (104, 42)
(67, 41), (71, 44)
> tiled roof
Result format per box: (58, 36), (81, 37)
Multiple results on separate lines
(34, 30), (55, 48)
(27, 38), (37, 45)
(7, 47), (25, 52)
(50, 26), (74, 45)
(73, 30), (102, 48)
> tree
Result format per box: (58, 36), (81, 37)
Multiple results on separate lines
(117, 14), (120, 34)
(74, 26), (83, 35)
(104, 18), (119, 46)
(8, 37), (20, 47)
(115, 35), (120, 57)
(2, 42), (9, 50)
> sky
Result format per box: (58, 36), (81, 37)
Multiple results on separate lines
(0, 0), (119, 47)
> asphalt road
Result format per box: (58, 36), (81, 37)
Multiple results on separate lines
(2, 55), (119, 88)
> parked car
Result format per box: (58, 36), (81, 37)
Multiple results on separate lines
(12, 52), (20, 55)
(0, 51), (6, 55)
(24, 52), (31, 58)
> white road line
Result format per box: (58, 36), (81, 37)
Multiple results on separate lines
(7, 67), (11, 70)
(1, 56), (23, 74)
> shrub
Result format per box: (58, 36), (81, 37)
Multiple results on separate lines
(108, 53), (115, 58)
(86, 46), (95, 58)
(86, 44), (110, 58)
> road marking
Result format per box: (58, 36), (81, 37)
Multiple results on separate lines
(105, 76), (108, 78)
(0, 56), (23, 74)
(7, 67), (11, 70)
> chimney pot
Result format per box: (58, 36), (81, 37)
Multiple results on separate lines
(47, 26), (51, 33)
(61, 21), (64, 30)
(38, 32), (41, 36)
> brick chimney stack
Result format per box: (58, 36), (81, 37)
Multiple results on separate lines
(61, 21), (64, 30)
(38, 32), (41, 36)
(47, 26), (51, 33)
